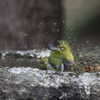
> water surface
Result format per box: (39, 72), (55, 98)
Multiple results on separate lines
(0, 57), (40, 68)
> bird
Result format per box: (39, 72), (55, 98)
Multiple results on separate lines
(48, 49), (64, 72)
(40, 40), (75, 72)
(40, 57), (48, 69)
(58, 40), (75, 71)
(40, 57), (58, 71)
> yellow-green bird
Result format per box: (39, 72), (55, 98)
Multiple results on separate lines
(40, 57), (48, 69)
(40, 57), (58, 71)
(48, 49), (64, 72)
(58, 40), (75, 71)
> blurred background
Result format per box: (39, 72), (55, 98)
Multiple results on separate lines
(0, 0), (100, 51)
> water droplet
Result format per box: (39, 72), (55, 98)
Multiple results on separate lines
(77, 49), (79, 51)
(86, 41), (89, 43)
(52, 28), (54, 31)
(74, 38), (76, 41)
(24, 44), (27, 48)
(24, 34), (27, 36)
(81, 44), (84, 47)
(45, 39), (47, 42)
(57, 29), (59, 32)
(33, 45), (36, 47)
(89, 44), (91, 46)
(54, 23), (56, 25)
(63, 20), (65, 23)
(72, 25), (74, 27)
(71, 28), (73, 31)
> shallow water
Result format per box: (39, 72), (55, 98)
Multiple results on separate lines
(0, 49), (50, 68)
(0, 57), (40, 68)
(0, 47), (99, 70)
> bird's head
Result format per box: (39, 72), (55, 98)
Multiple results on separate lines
(40, 57), (48, 69)
(58, 40), (70, 47)
(60, 45), (70, 52)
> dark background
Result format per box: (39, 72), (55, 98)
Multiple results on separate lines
(0, 0), (100, 50)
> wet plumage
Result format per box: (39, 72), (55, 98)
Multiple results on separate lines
(40, 40), (75, 72)
(40, 57), (58, 71)
(40, 57), (48, 69)
(59, 40), (75, 71)
(48, 49), (64, 72)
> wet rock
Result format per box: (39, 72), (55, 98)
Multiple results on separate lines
(0, 47), (100, 99)
(75, 47), (100, 72)
(0, 67), (100, 100)
(90, 83), (100, 100)
(0, 49), (50, 59)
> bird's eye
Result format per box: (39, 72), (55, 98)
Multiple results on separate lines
(60, 47), (65, 50)
(62, 41), (65, 45)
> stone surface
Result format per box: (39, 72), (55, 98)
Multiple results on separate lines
(0, 67), (100, 100)
(0, 47), (100, 100)
(0, 49), (50, 58)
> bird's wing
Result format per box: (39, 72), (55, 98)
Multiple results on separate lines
(62, 59), (71, 71)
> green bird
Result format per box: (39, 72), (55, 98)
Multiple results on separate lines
(40, 57), (58, 71)
(58, 40), (75, 71)
(40, 57), (48, 69)
(48, 49), (64, 72)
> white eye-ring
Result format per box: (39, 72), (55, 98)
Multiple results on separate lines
(62, 41), (65, 45)
(60, 47), (65, 50)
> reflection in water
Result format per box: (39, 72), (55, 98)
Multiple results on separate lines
(0, 58), (40, 68)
